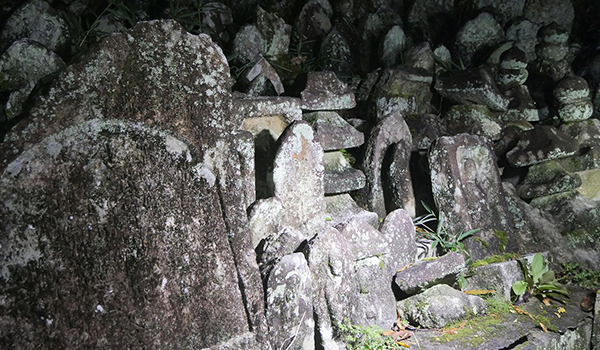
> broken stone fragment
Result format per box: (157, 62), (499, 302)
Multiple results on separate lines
(325, 194), (379, 229)
(242, 57), (285, 96)
(380, 25), (406, 68)
(434, 67), (510, 111)
(501, 84), (540, 122)
(516, 160), (582, 200)
(323, 150), (366, 194)
(463, 258), (524, 301)
(370, 67), (434, 118)
(248, 197), (285, 248)
(455, 12), (505, 66)
(444, 104), (504, 140)
(403, 41), (435, 73)
(256, 6), (292, 60)
(506, 125), (579, 167)
(0, 0), (70, 56)
(393, 252), (465, 296)
(404, 113), (448, 150)
(232, 24), (267, 65)
(296, 0), (332, 42)
(300, 71), (356, 110)
(397, 284), (487, 328)
(304, 111), (364, 151)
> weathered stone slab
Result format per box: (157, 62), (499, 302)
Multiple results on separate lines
(445, 104), (503, 141)
(308, 227), (360, 350)
(234, 94), (302, 123)
(0, 39), (66, 118)
(0, 20), (266, 348)
(405, 113), (447, 151)
(501, 84), (540, 122)
(506, 126), (579, 168)
(429, 134), (516, 259)
(455, 12), (504, 66)
(304, 111), (364, 151)
(379, 209), (418, 272)
(325, 194), (379, 229)
(361, 112), (412, 218)
(516, 160), (582, 200)
(393, 252), (465, 296)
(370, 67), (434, 118)
(397, 284), (487, 328)
(273, 121), (326, 238)
(248, 197), (285, 248)
(323, 151), (366, 194)
(464, 259), (524, 301)
(0, 120), (252, 348)
(385, 142), (416, 217)
(434, 67), (510, 111)
(265, 253), (314, 350)
(300, 71), (356, 110)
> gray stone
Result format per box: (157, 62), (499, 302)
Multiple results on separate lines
(234, 130), (256, 209)
(523, 0), (574, 31)
(498, 46), (529, 86)
(0, 0), (70, 56)
(433, 45), (453, 75)
(266, 253), (314, 350)
(379, 209), (418, 272)
(404, 113), (448, 150)
(455, 12), (505, 66)
(0, 120), (258, 348)
(300, 71), (356, 110)
(464, 259), (524, 301)
(575, 168), (600, 201)
(506, 126), (579, 168)
(233, 24), (266, 65)
(0, 39), (65, 118)
(516, 160), (582, 200)
(434, 67), (510, 112)
(559, 119), (600, 149)
(534, 22), (571, 81)
(0, 21), (268, 348)
(393, 251), (465, 296)
(506, 19), (540, 63)
(501, 84), (540, 122)
(319, 29), (353, 77)
(396, 284), (487, 328)
(304, 111), (364, 151)
(380, 25), (406, 68)
(370, 67), (434, 118)
(243, 56), (285, 96)
(248, 197), (285, 248)
(308, 227), (360, 350)
(235, 95), (302, 123)
(256, 6), (291, 60)
(323, 151), (366, 194)
(404, 42), (435, 74)
(325, 194), (379, 229)
(258, 226), (307, 271)
(296, 1), (331, 41)
(273, 121), (326, 239)
(384, 142), (416, 217)
(444, 104), (504, 141)
(554, 75), (593, 122)
(361, 112), (412, 218)
(429, 134), (516, 259)
(199, 2), (233, 46)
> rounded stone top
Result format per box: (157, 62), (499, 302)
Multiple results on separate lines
(554, 75), (590, 103)
(537, 22), (569, 45)
(500, 46), (528, 69)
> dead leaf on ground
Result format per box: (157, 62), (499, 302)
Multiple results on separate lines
(383, 329), (413, 341)
(464, 289), (497, 295)
(542, 298), (551, 306)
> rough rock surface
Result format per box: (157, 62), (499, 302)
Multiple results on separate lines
(0, 20), (265, 348)
(265, 253), (314, 350)
(300, 71), (356, 110)
(506, 126), (579, 168)
(397, 284), (487, 328)
(434, 68), (510, 111)
(394, 252), (465, 296)
(429, 134), (516, 259)
(273, 121), (326, 239)
(361, 112), (412, 218)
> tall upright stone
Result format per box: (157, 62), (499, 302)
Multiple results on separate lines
(428, 134), (517, 259)
(273, 120), (326, 239)
(0, 20), (265, 349)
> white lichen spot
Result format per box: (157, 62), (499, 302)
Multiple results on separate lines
(1, 225), (42, 282)
(160, 277), (167, 290)
(193, 162), (216, 187)
(165, 135), (191, 162)
(165, 217), (176, 228)
(95, 305), (105, 313)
